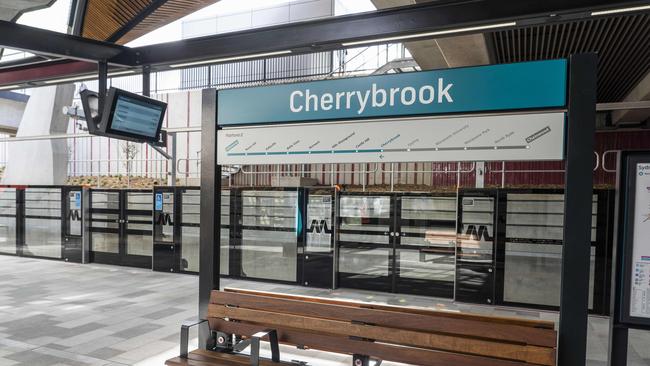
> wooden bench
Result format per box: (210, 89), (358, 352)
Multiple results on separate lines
(167, 288), (557, 366)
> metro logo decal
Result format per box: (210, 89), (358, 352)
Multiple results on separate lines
(306, 219), (332, 234)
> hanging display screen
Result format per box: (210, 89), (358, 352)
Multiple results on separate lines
(103, 88), (166, 142)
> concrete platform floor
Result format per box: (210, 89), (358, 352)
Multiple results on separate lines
(0, 256), (649, 366)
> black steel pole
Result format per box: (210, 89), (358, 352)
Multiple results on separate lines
(142, 65), (151, 97)
(557, 53), (598, 366)
(198, 89), (219, 348)
(97, 60), (108, 114)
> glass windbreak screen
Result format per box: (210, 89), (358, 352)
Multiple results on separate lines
(24, 188), (62, 258)
(458, 196), (494, 263)
(339, 196), (391, 245)
(240, 190), (297, 282)
(126, 192), (153, 256)
(306, 194), (333, 253)
(91, 191), (120, 253)
(0, 188), (17, 254)
(179, 190), (229, 275)
(504, 193), (597, 308)
(398, 196), (456, 284)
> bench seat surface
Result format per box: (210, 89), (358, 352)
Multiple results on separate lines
(166, 349), (293, 366)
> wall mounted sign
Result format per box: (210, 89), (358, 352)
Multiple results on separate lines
(217, 112), (565, 165)
(620, 153), (650, 327)
(217, 59), (567, 126)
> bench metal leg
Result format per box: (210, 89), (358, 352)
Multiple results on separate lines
(180, 319), (208, 358)
(233, 329), (280, 366)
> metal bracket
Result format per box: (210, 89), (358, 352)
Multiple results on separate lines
(212, 331), (233, 351)
(180, 319), (208, 358)
(233, 329), (280, 365)
(352, 354), (382, 366)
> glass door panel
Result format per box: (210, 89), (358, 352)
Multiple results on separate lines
(337, 194), (392, 292)
(0, 188), (17, 254)
(396, 195), (456, 298)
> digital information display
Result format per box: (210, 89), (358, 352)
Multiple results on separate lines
(109, 94), (164, 139)
(629, 162), (650, 319)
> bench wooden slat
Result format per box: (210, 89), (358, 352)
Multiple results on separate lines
(211, 319), (530, 366)
(212, 290), (557, 347)
(208, 304), (555, 365)
(223, 288), (555, 329)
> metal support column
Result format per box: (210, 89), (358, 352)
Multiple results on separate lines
(142, 65), (151, 97)
(198, 89), (219, 348)
(97, 61), (108, 113)
(557, 53), (598, 366)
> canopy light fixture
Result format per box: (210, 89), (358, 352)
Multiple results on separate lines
(44, 70), (135, 85)
(341, 22), (517, 47)
(0, 84), (21, 91)
(169, 50), (293, 68)
(591, 4), (650, 16)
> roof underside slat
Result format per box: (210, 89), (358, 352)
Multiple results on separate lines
(81, 0), (218, 44)
(490, 13), (650, 103)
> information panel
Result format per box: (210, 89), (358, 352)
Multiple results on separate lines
(109, 94), (164, 138)
(629, 162), (650, 320)
(217, 112), (565, 165)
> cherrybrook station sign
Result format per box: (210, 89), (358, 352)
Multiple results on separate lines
(216, 59), (569, 165)
(217, 59), (567, 126)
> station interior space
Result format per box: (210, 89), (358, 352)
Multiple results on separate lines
(0, 1), (650, 366)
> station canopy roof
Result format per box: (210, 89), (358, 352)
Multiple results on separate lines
(0, 0), (648, 124)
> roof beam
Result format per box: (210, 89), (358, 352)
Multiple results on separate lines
(106, 0), (171, 43)
(111, 0), (650, 67)
(0, 20), (135, 65)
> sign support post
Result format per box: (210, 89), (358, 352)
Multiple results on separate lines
(557, 53), (598, 366)
(199, 89), (220, 348)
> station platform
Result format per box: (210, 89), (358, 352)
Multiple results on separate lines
(0, 256), (648, 366)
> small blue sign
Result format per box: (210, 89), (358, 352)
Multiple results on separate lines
(74, 192), (81, 209)
(217, 59), (567, 126)
(155, 193), (163, 211)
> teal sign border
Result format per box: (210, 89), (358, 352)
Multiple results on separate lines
(217, 59), (567, 126)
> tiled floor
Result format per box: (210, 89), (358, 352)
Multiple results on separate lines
(0, 256), (649, 366)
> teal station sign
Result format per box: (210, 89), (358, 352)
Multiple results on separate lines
(217, 59), (567, 126)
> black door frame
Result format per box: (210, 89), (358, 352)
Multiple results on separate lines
(337, 191), (457, 298)
(89, 188), (152, 269)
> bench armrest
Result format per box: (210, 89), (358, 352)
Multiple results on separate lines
(233, 328), (280, 365)
(180, 319), (208, 358)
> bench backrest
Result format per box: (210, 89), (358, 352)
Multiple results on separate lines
(208, 288), (557, 366)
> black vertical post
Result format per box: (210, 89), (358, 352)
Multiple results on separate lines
(142, 65), (151, 97)
(199, 89), (219, 348)
(97, 61), (108, 114)
(16, 188), (25, 256)
(557, 53), (598, 366)
(608, 151), (629, 365)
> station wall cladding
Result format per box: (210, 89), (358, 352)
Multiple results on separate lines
(229, 130), (650, 189)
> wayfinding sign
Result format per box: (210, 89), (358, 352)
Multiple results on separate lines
(619, 152), (650, 328)
(217, 59), (567, 126)
(217, 112), (565, 164)
(216, 59), (568, 165)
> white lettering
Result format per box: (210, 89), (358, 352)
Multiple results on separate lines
(389, 87), (400, 106)
(346, 91), (355, 110)
(305, 89), (318, 112)
(336, 92), (345, 110)
(438, 78), (453, 103)
(419, 85), (435, 104)
(372, 83), (387, 108)
(321, 93), (333, 111)
(356, 90), (370, 114)
(290, 91), (303, 113)
(401, 87), (416, 106)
